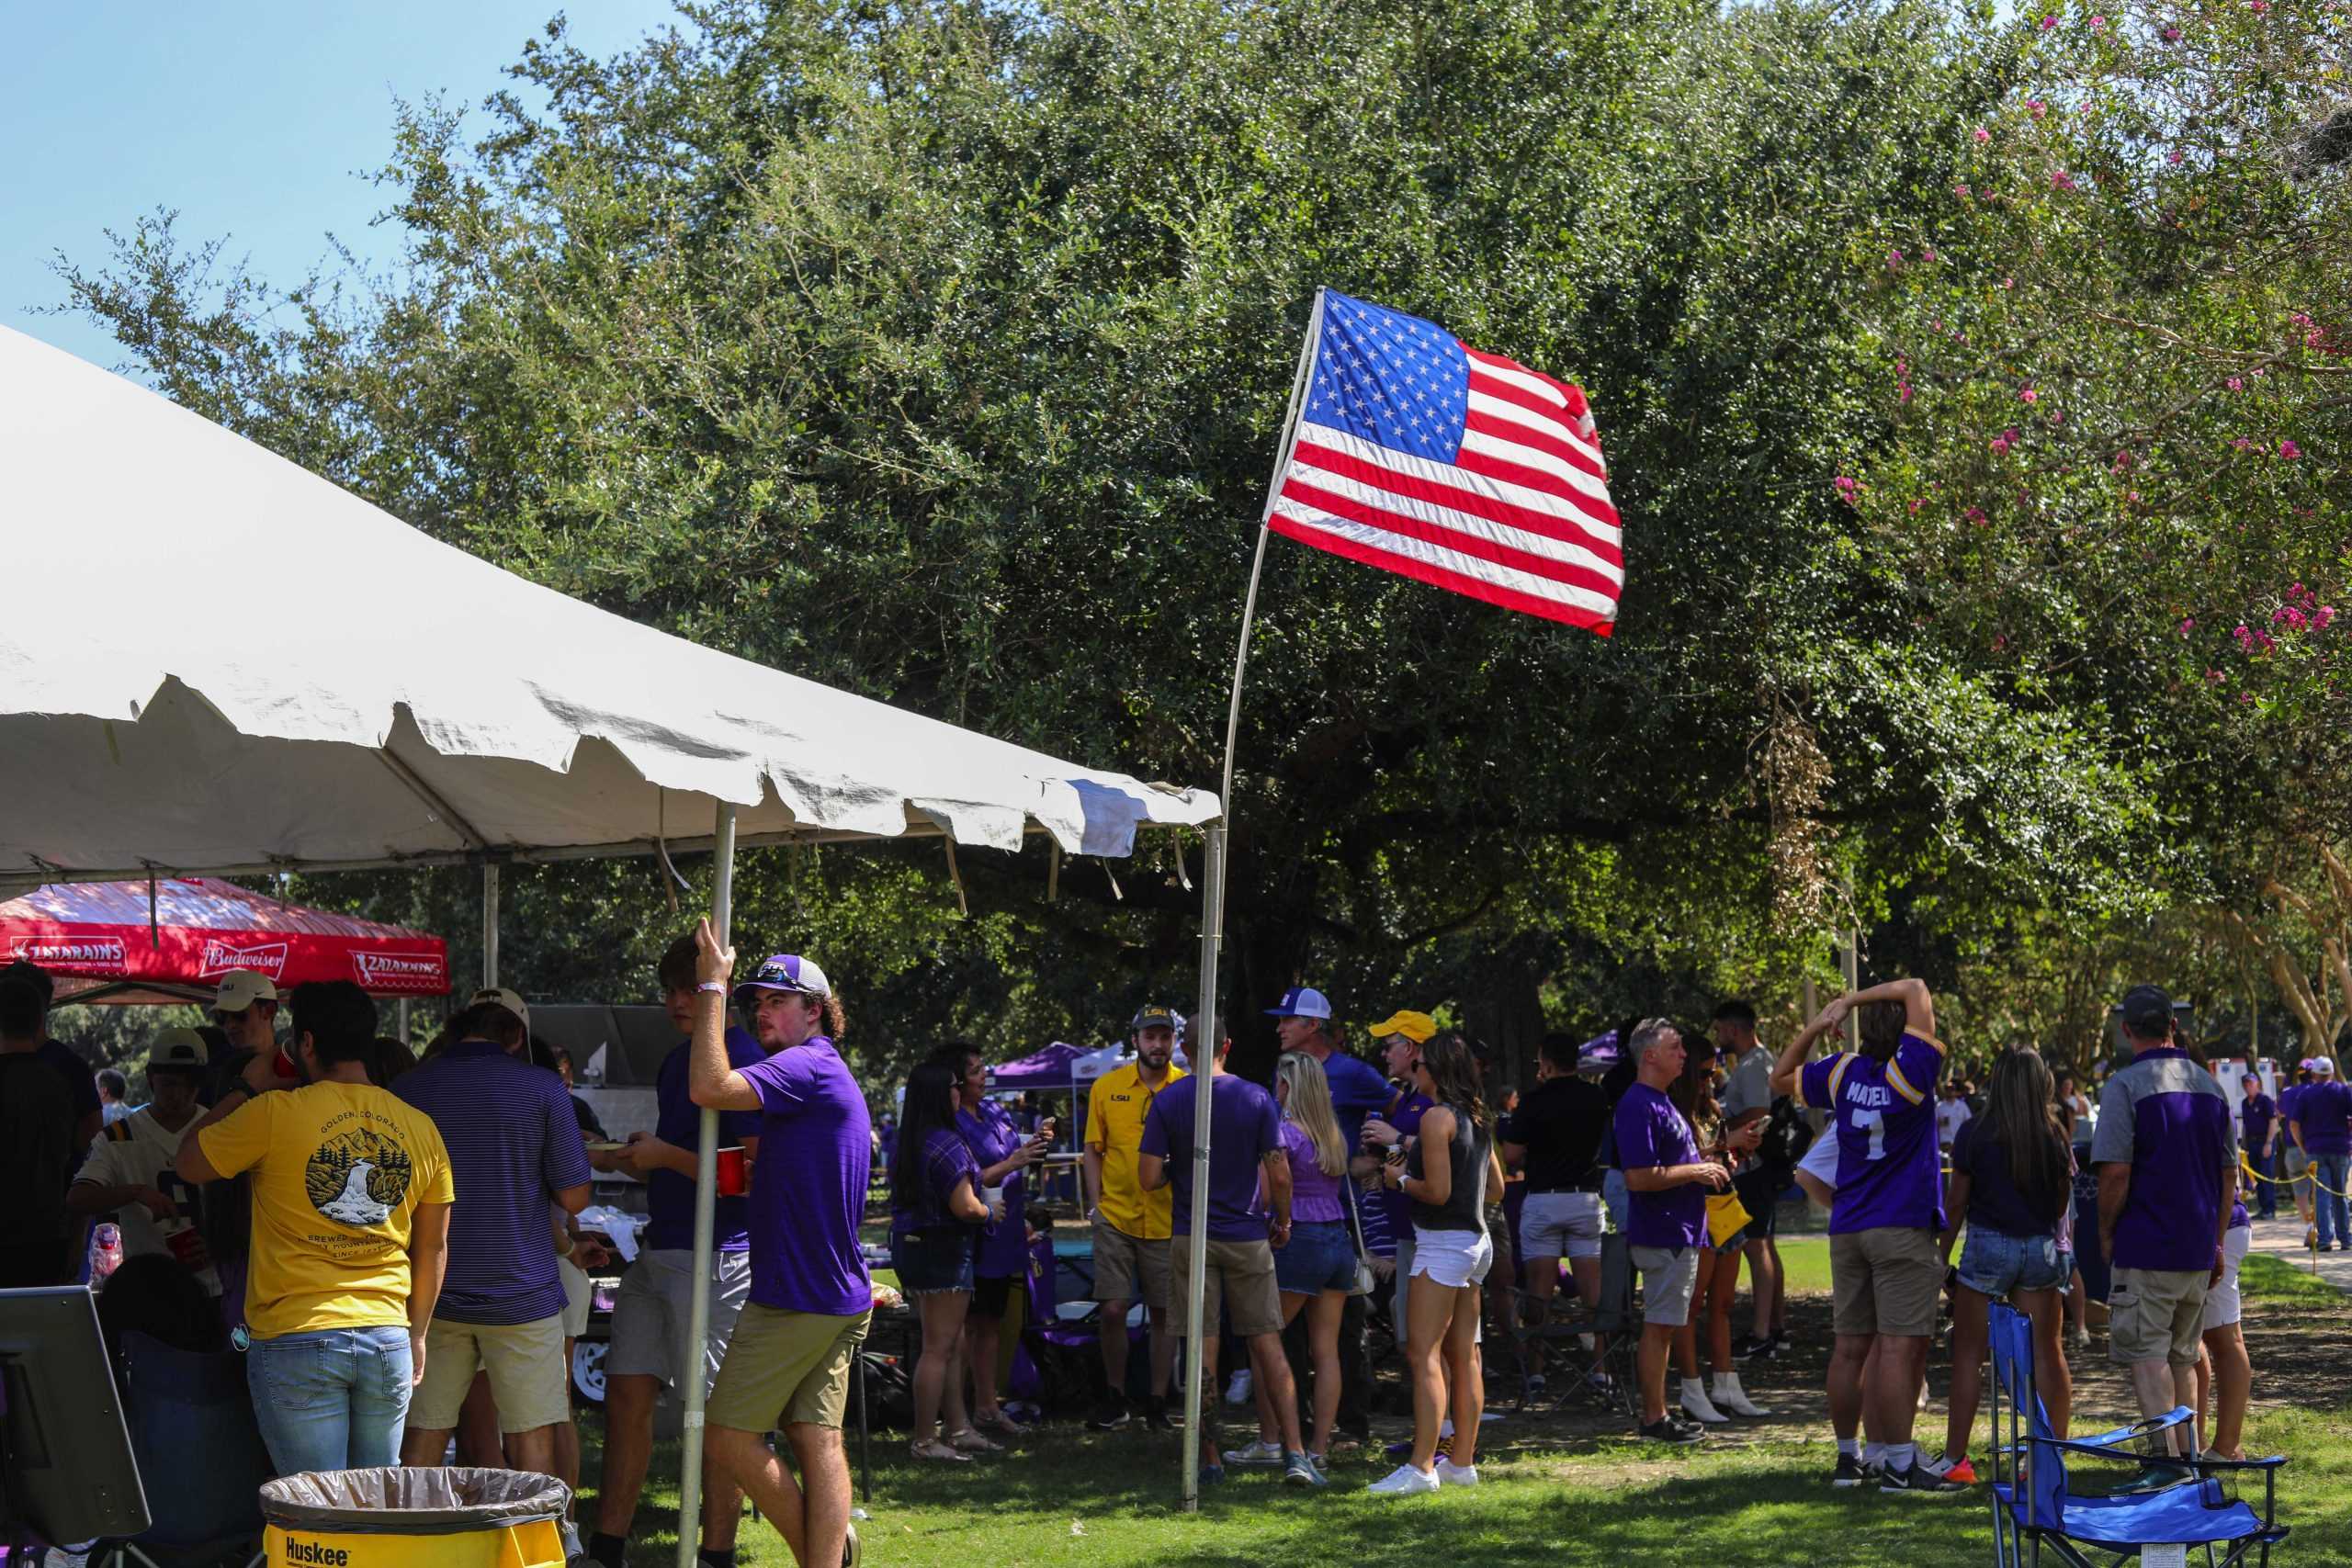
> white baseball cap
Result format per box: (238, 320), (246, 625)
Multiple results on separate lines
(467, 986), (531, 1029)
(213, 970), (279, 1013)
(2316, 1058), (2338, 1077)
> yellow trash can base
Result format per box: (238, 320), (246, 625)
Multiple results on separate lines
(260, 1466), (570, 1568)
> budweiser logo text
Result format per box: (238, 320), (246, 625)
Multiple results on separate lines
(200, 940), (288, 978)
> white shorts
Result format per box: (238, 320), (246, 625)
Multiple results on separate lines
(1408, 1225), (1495, 1289)
(559, 1254), (593, 1338)
(2201, 1224), (2252, 1332)
(1520, 1190), (1605, 1260)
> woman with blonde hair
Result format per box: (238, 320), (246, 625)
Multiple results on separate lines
(1236, 1051), (1358, 1473)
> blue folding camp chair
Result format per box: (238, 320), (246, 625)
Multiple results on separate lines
(88, 1331), (268, 1568)
(1984, 1304), (2289, 1568)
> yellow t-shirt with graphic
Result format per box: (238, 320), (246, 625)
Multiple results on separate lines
(1085, 1061), (1187, 1240)
(198, 1080), (455, 1339)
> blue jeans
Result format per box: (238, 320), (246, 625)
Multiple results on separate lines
(245, 1325), (413, 1475)
(2314, 1154), (2352, 1250)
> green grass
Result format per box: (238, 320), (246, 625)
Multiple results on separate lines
(2240, 1251), (2345, 1305)
(1770, 1236), (1832, 1296)
(581, 1403), (2352, 1567)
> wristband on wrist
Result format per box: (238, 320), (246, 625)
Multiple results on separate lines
(696, 981), (727, 996)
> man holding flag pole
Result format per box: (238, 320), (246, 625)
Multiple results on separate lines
(1181, 286), (1622, 1504)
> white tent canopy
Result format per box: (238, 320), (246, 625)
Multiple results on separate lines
(0, 326), (1218, 889)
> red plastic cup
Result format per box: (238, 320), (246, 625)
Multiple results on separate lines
(717, 1145), (749, 1196)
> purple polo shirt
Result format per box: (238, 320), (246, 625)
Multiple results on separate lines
(394, 1041), (592, 1325)
(2092, 1045), (2237, 1272)
(2291, 1078), (2352, 1156)
(1612, 1083), (1703, 1249)
(1138, 1073), (1283, 1241)
(643, 1030), (765, 1254)
(957, 1100), (1029, 1277)
(741, 1036), (873, 1316)
(1280, 1118), (1347, 1224)
(1798, 1032), (1947, 1235)
(1374, 1088), (1434, 1241)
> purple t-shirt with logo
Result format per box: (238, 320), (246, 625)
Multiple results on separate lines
(1138, 1073), (1283, 1241)
(1280, 1118), (1346, 1224)
(644, 1030), (765, 1254)
(741, 1037), (872, 1316)
(2291, 1079), (2352, 1157)
(2092, 1045), (2238, 1272)
(1799, 1032), (1947, 1235)
(1612, 1083), (1703, 1249)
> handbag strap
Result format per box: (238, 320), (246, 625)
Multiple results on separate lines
(1342, 1167), (1374, 1268)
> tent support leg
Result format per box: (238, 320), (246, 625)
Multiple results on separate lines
(678, 803), (736, 1568)
(1180, 823), (1226, 1510)
(481, 863), (500, 989)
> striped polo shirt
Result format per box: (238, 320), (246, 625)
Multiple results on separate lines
(395, 1041), (593, 1325)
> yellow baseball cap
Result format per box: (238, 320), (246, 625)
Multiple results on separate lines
(1367, 1010), (1437, 1043)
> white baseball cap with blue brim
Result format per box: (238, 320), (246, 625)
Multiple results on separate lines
(1265, 986), (1333, 1020)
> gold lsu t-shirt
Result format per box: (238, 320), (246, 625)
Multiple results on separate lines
(1085, 1061), (1187, 1240)
(198, 1080), (455, 1339)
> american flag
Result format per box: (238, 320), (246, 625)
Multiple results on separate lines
(1264, 290), (1623, 634)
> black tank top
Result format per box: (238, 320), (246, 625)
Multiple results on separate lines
(1408, 1102), (1490, 1234)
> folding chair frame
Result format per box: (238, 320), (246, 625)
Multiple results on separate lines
(1985, 1308), (2288, 1568)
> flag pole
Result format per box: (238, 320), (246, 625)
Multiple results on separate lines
(676, 801), (736, 1568)
(1182, 288), (1325, 1509)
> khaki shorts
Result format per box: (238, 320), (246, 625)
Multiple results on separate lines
(412, 1314), (571, 1433)
(1629, 1245), (1700, 1327)
(706, 1303), (871, 1432)
(607, 1248), (753, 1393)
(1091, 1215), (1171, 1314)
(2109, 1267), (2209, 1367)
(1829, 1226), (1942, 1338)
(1167, 1235), (1283, 1339)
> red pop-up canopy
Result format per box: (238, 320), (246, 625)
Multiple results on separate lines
(0, 877), (449, 1003)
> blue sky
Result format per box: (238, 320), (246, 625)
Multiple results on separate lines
(4, 2), (672, 375)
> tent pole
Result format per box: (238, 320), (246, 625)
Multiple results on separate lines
(481, 863), (500, 989)
(678, 803), (736, 1568)
(1180, 823), (1226, 1510)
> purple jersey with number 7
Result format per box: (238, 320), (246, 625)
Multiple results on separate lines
(1796, 1031), (1947, 1235)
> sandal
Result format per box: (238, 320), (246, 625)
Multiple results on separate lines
(910, 1438), (972, 1462)
(947, 1427), (1003, 1453)
(972, 1411), (1026, 1438)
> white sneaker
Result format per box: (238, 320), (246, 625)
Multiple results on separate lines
(1366, 1462), (1442, 1496)
(1711, 1374), (1770, 1417)
(1433, 1456), (1481, 1486)
(1225, 1368), (1253, 1404)
(1227, 1438), (1286, 1465)
(1679, 1381), (1729, 1424)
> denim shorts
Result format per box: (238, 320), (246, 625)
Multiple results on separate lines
(1274, 1219), (1357, 1295)
(1957, 1226), (2071, 1297)
(891, 1226), (976, 1295)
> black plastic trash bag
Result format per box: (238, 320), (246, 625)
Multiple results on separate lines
(259, 1467), (571, 1536)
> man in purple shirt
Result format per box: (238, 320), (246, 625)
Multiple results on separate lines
(2287, 1056), (2350, 1251)
(691, 928), (871, 1568)
(583, 936), (765, 1568)
(1138, 1031), (1314, 1487)
(1614, 1019), (1729, 1446)
(2239, 1074), (2278, 1221)
(395, 986), (593, 1482)
(2093, 987), (2237, 1479)
(1770, 976), (1958, 1495)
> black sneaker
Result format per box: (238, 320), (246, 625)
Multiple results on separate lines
(1089, 1393), (1132, 1431)
(1732, 1333), (1773, 1360)
(1881, 1462), (1967, 1495)
(1831, 1452), (1869, 1487)
(1639, 1416), (1704, 1446)
(1142, 1395), (1176, 1432)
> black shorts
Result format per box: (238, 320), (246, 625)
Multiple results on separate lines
(969, 1272), (1015, 1319)
(1732, 1170), (1782, 1238)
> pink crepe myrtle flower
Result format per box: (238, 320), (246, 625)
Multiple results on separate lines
(1887, 249), (1905, 270)
(2051, 169), (2077, 190)
(2227, 377), (2244, 390)
(2250, 0), (2269, 13)
(2089, 14), (2107, 27)
(2240, 693), (2256, 705)
(2029, 100), (2047, 118)
(2318, 606), (2338, 631)
(1898, 381), (1914, 403)
(2279, 440), (2302, 458)
(2019, 387), (2039, 403)
(1990, 434), (2013, 456)
(2163, 25), (2182, 39)
(2002, 276), (2016, 289)
(2041, 14), (2057, 28)
(1965, 506), (1990, 526)
(1973, 127), (1991, 143)
(2207, 669), (2227, 682)
(2180, 617), (2197, 636)
(2168, 149), (2185, 165)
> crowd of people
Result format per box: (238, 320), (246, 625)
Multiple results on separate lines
(10, 923), (2349, 1553)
